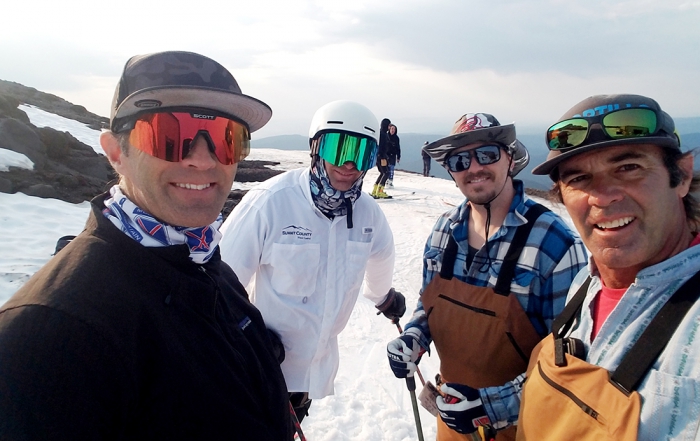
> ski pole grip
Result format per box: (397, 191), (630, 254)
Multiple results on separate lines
(406, 376), (417, 392)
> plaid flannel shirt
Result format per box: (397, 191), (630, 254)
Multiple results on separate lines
(405, 180), (587, 428)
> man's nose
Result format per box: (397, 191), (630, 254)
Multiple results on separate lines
(182, 135), (218, 168)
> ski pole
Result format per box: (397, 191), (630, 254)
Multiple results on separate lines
(394, 321), (427, 387)
(289, 401), (307, 441)
(397, 320), (490, 441)
(406, 375), (425, 441)
(392, 320), (425, 440)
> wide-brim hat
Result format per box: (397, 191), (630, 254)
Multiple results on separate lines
(532, 94), (680, 177)
(423, 113), (529, 176)
(110, 51), (272, 133)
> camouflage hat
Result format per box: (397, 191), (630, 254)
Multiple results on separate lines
(423, 113), (529, 176)
(110, 51), (272, 133)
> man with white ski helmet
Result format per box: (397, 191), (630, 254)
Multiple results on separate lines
(386, 113), (587, 440)
(220, 100), (404, 426)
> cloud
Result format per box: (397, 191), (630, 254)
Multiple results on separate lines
(1, 0), (698, 138)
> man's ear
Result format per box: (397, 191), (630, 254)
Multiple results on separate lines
(100, 131), (125, 173)
(676, 152), (695, 198)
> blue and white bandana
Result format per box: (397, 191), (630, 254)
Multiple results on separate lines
(102, 185), (222, 264)
(309, 159), (363, 219)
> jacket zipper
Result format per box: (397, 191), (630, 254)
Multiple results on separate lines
(537, 361), (599, 420)
(198, 266), (221, 306)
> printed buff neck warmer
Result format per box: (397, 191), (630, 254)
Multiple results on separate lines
(103, 185), (222, 264)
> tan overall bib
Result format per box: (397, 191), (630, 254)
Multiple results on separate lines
(421, 205), (549, 441)
(517, 272), (700, 441)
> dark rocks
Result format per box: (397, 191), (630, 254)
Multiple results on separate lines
(0, 176), (12, 193)
(0, 95), (30, 124)
(0, 79), (108, 130)
(0, 90), (117, 202)
(222, 189), (249, 222)
(0, 118), (47, 170)
(235, 159), (283, 183)
(0, 80), (284, 208)
(23, 184), (60, 199)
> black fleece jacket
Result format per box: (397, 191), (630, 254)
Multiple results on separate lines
(0, 194), (291, 440)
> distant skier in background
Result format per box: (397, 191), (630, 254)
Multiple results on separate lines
(371, 117), (393, 198)
(386, 113), (587, 440)
(422, 141), (431, 176)
(219, 100), (405, 430)
(386, 123), (401, 187)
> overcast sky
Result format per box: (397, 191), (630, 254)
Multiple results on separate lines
(2, 0), (699, 139)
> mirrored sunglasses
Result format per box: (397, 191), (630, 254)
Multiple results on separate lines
(445, 145), (502, 172)
(546, 108), (659, 151)
(126, 111), (250, 165)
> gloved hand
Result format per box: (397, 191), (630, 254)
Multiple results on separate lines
(436, 383), (490, 434)
(386, 327), (424, 378)
(375, 288), (406, 322)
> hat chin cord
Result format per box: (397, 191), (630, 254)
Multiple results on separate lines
(476, 154), (513, 274)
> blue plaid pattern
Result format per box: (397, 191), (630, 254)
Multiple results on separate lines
(404, 180), (587, 427)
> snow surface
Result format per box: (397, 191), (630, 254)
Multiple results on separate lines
(0, 148), (34, 171)
(0, 109), (575, 440)
(19, 104), (104, 155)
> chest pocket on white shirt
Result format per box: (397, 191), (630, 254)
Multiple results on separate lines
(345, 241), (372, 293)
(269, 242), (320, 295)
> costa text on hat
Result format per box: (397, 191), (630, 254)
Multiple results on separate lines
(110, 51), (272, 133)
(532, 94), (680, 177)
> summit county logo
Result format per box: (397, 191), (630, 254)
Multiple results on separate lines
(281, 225), (313, 240)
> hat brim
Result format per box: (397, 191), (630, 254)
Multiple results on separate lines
(112, 86), (272, 133)
(532, 136), (680, 177)
(424, 124), (516, 164)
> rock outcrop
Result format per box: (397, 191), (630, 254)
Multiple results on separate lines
(0, 80), (284, 206)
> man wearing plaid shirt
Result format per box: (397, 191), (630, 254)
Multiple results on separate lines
(386, 113), (587, 441)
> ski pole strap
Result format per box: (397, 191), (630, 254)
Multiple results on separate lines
(394, 322), (427, 386)
(610, 270), (700, 394)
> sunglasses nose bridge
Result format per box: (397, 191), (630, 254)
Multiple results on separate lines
(193, 130), (216, 153)
(586, 122), (609, 143)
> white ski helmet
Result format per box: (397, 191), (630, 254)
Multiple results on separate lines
(308, 100), (379, 144)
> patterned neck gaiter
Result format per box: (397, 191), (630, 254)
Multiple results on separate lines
(308, 159), (363, 223)
(102, 185), (222, 264)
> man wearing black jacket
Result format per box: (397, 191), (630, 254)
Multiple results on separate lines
(0, 51), (292, 440)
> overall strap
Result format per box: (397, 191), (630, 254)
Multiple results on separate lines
(439, 234), (459, 280)
(551, 277), (592, 338)
(494, 203), (550, 295)
(611, 270), (700, 394)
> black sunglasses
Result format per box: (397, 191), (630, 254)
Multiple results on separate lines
(445, 145), (502, 172)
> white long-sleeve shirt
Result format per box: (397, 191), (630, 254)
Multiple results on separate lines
(219, 168), (395, 398)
